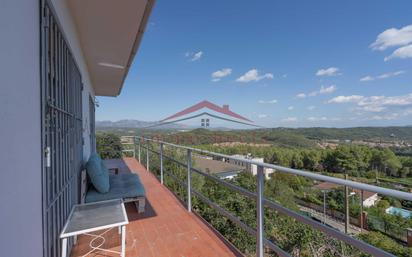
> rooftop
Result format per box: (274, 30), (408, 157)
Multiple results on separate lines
(193, 155), (244, 175)
(70, 158), (241, 257)
(313, 182), (377, 200)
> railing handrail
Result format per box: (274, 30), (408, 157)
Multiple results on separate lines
(120, 135), (411, 256)
(136, 136), (412, 201)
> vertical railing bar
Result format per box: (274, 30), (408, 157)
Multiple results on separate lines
(146, 140), (150, 171)
(360, 190), (364, 232)
(133, 137), (136, 159)
(187, 149), (192, 212)
(138, 138), (141, 163)
(160, 143), (164, 184)
(256, 165), (264, 257)
(344, 174), (349, 234)
(322, 190), (325, 224)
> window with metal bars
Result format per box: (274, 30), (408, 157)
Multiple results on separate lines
(40, 2), (84, 257)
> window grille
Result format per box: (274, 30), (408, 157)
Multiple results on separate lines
(41, 2), (84, 256)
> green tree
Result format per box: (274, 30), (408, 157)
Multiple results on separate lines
(377, 199), (390, 210)
(96, 133), (123, 159)
(370, 148), (402, 177)
(358, 231), (412, 257)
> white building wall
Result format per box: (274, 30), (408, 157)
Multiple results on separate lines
(0, 1), (97, 255)
(0, 1), (43, 256)
(49, 0), (96, 161)
(228, 155), (274, 178)
(264, 168), (275, 179)
(363, 194), (379, 207)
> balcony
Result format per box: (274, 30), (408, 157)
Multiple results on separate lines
(71, 157), (241, 257)
(74, 136), (412, 257)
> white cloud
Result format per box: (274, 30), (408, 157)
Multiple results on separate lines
(236, 69), (274, 83)
(211, 68), (232, 82)
(258, 99), (278, 104)
(316, 67), (341, 77)
(319, 85), (337, 94)
(288, 106), (294, 111)
(307, 105), (316, 111)
(369, 108), (412, 121)
(297, 85), (337, 99)
(258, 114), (268, 119)
(281, 117), (298, 122)
(369, 113), (400, 121)
(185, 51), (203, 61)
(360, 76), (374, 82)
(328, 95), (364, 104)
(360, 70), (405, 82)
(370, 24), (412, 51)
(192, 51), (203, 61)
(385, 44), (412, 61)
(307, 116), (327, 121)
(308, 91), (318, 97)
(328, 93), (412, 114)
(357, 94), (412, 109)
(378, 70), (405, 79)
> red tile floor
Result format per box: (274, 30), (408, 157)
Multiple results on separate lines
(70, 158), (242, 257)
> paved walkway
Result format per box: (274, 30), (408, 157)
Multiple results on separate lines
(71, 157), (241, 257)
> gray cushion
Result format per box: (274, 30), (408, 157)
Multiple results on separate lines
(86, 154), (110, 193)
(85, 173), (145, 203)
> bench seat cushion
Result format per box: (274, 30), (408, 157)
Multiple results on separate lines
(85, 173), (145, 203)
(85, 154), (110, 193)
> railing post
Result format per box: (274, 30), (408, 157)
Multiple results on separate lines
(360, 190), (364, 232)
(133, 137), (136, 159)
(138, 138), (141, 163)
(345, 174), (349, 234)
(160, 143), (164, 184)
(256, 165), (264, 257)
(323, 190), (327, 224)
(146, 140), (150, 171)
(187, 149), (192, 212)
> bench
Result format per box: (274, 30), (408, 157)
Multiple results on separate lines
(81, 161), (146, 213)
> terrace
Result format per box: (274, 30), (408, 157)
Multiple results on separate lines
(72, 136), (412, 257)
(71, 157), (240, 257)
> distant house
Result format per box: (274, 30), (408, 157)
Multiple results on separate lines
(193, 155), (244, 179)
(228, 154), (275, 179)
(352, 189), (379, 207)
(313, 182), (379, 207)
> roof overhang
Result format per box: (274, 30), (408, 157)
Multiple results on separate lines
(68, 0), (155, 96)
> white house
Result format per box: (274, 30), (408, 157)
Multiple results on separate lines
(353, 189), (379, 208)
(229, 154), (275, 179)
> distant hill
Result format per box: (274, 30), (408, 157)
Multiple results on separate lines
(96, 122), (412, 148)
(96, 119), (188, 130)
(96, 119), (236, 131)
(274, 126), (412, 141)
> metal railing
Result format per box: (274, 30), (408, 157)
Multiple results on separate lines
(126, 136), (412, 257)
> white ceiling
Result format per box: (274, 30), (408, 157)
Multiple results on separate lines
(68, 0), (154, 96)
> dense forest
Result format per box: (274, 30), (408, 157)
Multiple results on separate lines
(97, 126), (412, 147)
(199, 144), (412, 180)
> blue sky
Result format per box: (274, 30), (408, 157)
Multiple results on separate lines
(96, 0), (412, 128)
